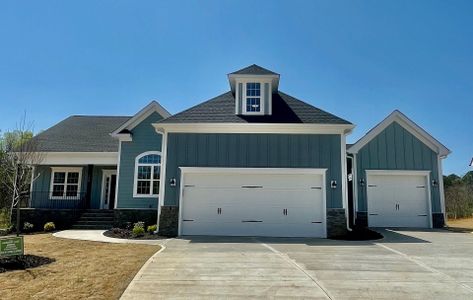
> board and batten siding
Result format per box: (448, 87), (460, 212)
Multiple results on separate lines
(356, 121), (441, 212)
(116, 112), (163, 209)
(164, 133), (343, 208)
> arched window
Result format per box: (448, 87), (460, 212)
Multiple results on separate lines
(133, 151), (161, 197)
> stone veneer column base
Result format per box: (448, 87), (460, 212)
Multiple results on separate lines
(326, 208), (348, 238)
(159, 206), (179, 237)
(432, 213), (445, 228)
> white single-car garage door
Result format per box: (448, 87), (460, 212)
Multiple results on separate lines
(179, 168), (327, 237)
(366, 171), (431, 228)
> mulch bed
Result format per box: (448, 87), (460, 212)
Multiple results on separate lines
(330, 227), (383, 241)
(0, 255), (55, 273)
(103, 228), (163, 240)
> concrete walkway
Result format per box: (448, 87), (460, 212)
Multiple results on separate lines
(120, 230), (473, 299)
(53, 230), (165, 245)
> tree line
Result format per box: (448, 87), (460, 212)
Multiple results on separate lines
(444, 171), (473, 219)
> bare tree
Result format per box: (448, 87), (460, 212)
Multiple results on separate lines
(0, 113), (43, 234)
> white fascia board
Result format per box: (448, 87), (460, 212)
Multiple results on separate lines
(228, 74), (280, 92)
(348, 110), (451, 157)
(179, 167), (328, 175)
(365, 170), (431, 176)
(38, 152), (118, 165)
(111, 101), (172, 137)
(153, 123), (354, 135)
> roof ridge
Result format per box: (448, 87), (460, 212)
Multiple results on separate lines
(70, 115), (132, 118)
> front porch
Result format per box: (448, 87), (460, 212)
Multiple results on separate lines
(29, 165), (117, 210)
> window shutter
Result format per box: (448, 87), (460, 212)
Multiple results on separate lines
(264, 82), (270, 115)
(236, 82), (243, 115)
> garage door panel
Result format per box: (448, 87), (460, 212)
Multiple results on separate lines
(367, 172), (430, 228)
(180, 169), (326, 237)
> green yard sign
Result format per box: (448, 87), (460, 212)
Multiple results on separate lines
(0, 236), (24, 257)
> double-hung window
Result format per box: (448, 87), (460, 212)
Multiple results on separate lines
(49, 167), (82, 199)
(134, 151), (161, 197)
(245, 82), (261, 113)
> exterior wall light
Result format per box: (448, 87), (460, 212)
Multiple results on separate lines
(359, 178), (365, 187)
(330, 180), (337, 189)
(431, 179), (438, 187)
(169, 178), (177, 187)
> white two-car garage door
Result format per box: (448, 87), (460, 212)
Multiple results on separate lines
(179, 168), (327, 237)
(366, 171), (432, 228)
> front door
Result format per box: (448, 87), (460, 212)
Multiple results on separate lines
(101, 171), (117, 209)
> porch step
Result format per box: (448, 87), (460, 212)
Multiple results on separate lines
(72, 224), (112, 230)
(72, 209), (115, 230)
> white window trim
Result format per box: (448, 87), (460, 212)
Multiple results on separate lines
(133, 151), (162, 198)
(244, 82), (264, 115)
(235, 77), (272, 116)
(49, 167), (83, 200)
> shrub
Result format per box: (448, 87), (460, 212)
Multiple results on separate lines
(147, 224), (157, 233)
(44, 222), (56, 232)
(132, 226), (145, 237)
(132, 221), (145, 237)
(23, 222), (34, 232)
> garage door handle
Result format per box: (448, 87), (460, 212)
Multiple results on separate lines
(311, 186), (322, 190)
(416, 186), (426, 188)
(417, 214), (427, 216)
(241, 185), (263, 189)
(369, 213), (378, 216)
(182, 219), (194, 222)
(241, 220), (263, 223)
(368, 184), (377, 188)
(311, 221), (322, 224)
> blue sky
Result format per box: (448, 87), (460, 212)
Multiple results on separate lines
(0, 1), (471, 175)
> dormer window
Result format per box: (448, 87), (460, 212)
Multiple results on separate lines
(228, 64), (280, 116)
(245, 82), (261, 113)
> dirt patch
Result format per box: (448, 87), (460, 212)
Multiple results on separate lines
(0, 233), (160, 299)
(104, 228), (163, 240)
(0, 255), (55, 273)
(330, 227), (383, 241)
(447, 217), (473, 233)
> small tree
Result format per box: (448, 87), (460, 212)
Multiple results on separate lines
(0, 114), (43, 234)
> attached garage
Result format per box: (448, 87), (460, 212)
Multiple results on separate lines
(178, 168), (327, 237)
(347, 110), (451, 229)
(366, 171), (431, 228)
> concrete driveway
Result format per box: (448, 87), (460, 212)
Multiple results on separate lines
(121, 229), (473, 299)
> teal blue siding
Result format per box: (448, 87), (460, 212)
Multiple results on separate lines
(116, 112), (163, 209)
(164, 133), (343, 208)
(356, 121), (441, 212)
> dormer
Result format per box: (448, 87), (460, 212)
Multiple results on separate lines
(228, 64), (280, 116)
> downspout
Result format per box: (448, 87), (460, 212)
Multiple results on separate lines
(154, 127), (167, 232)
(341, 132), (352, 232)
(346, 155), (355, 230)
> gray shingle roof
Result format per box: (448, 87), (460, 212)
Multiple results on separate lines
(159, 91), (351, 124)
(32, 116), (131, 152)
(229, 64), (279, 76)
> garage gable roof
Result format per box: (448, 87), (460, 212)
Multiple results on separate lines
(347, 110), (451, 157)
